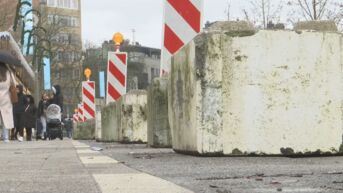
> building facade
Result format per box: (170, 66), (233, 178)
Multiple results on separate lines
(0, 0), (82, 109)
(36, 0), (83, 115)
(84, 41), (161, 98)
(0, 0), (17, 31)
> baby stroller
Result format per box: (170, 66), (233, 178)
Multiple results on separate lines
(46, 104), (63, 140)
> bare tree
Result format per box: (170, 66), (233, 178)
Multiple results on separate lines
(242, 0), (286, 29)
(38, 7), (84, 107)
(288, 0), (343, 29)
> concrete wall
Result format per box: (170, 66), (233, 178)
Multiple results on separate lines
(119, 90), (148, 143)
(95, 110), (102, 141)
(73, 119), (96, 140)
(101, 102), (121, 142)
(147, 77), (172, 147)
(169, 29), (343, 156)
(100, 90), (148, 143)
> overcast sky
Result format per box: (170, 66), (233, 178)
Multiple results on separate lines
(81, 0), (248, 49)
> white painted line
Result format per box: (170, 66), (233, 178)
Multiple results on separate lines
(93, 173), (194, 193)
(72, 141), (90, 148)
(71, 141), (86, 146)
(77, 149), (100, 154)
(74, 145), (91, 148)
(80, 156), (119, 165)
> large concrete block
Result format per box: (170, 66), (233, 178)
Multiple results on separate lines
(169, 28), (343, 156)
(101, 102), (121, 142)
(294, 20), (338, 32)
(147, 77), (172, 148)
(95, 110), (102, 141)
(207, 21), (255, 35)
(73, 119), (95, 140)
(119, 90), (148, 143)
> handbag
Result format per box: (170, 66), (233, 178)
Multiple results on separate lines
(8, 69), (18, 104)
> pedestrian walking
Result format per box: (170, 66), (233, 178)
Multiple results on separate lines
(50, 85), (63, 112)
(0, 62), (16, 143)
(13, 84), (25, 141)
(64, 116), (73, 139)
(21, 95), (37, 141)
(37, 93), (49, 139)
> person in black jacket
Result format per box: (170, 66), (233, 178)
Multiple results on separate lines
(12, 85), (25, 141)
(50, 85), (63, 112)
(21, 95), (37, 141)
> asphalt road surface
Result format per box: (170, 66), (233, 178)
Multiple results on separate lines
(85, 141), (343, 193)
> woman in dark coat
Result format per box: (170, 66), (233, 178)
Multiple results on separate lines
(13, 84), (26, 141)
(21, 95), (37, 141)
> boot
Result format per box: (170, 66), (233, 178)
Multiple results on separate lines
(43, 132), (47, 140)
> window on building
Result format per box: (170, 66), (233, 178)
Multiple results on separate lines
(73, 69), (80, 78)
(54, 71), (60, 79)
(150, 68), (160, 78)
(48, 15), (80, 27)
(40, 0), (47, 5)
(60, 71), (66, 78)
(47, 0), (79, 10)
(52, 33), (69, 44)
(56, 50), (81, 63)
(47, 15), (54, 24)
(47, 0), (55, 6)
(52, 33), (80, 45)
(151, 68), (154, 78)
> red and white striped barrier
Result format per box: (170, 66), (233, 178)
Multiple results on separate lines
(106, 52), (127, 104)
(78, 104), (84, 122)
(161, 0), (203, 75)
(82, 81), (96, 120)
(73, 113), (78, 123)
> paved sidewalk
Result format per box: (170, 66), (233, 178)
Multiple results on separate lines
(0, 140), (100, 193)
(0, 140), (194, 193)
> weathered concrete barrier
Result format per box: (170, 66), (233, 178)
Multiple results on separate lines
(119, 90), (147, 143)
(73, 119), (95, 140)
(95, 110), (102, 141)
(147, 77), (172, 148)
(294, 20), (338, 32)
(169, 21), (343, 156)
(101, 102), (121, 142)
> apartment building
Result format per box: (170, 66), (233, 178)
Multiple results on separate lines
(36, 0), (83, 115)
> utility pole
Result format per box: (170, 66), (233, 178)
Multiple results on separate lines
(132, 29), (136, 45)
(227, 0), (231, 21)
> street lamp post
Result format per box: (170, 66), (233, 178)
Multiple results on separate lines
(13, 0), (51, 102)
